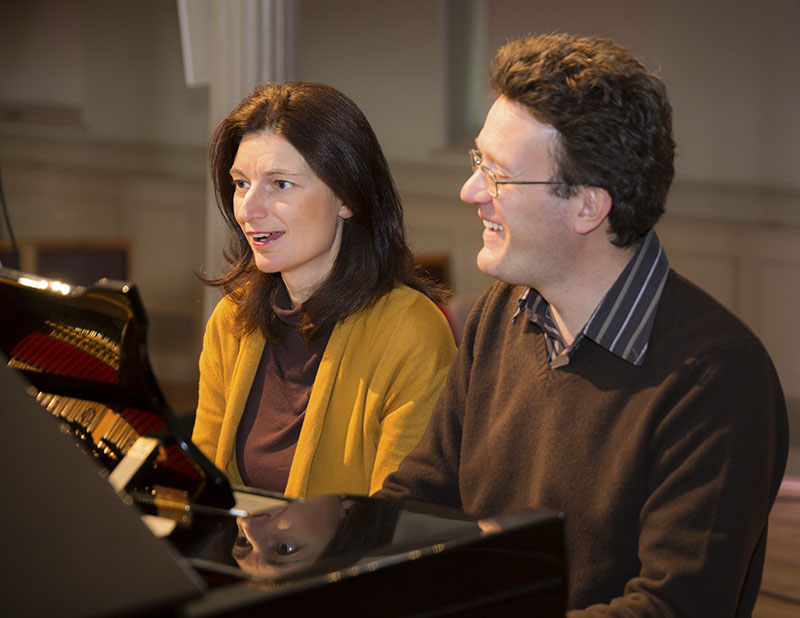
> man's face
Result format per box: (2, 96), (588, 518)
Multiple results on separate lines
(460, 97), (577, 290)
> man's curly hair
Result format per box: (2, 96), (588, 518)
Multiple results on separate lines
(490, 33), (675, 247)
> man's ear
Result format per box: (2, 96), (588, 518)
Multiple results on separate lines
(574, 187), (612, 235)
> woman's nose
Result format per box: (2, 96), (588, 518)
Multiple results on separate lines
(235, 186), (265, 223)
(239, 516), (256, 536)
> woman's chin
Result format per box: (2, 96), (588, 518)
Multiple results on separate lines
(252, 257), (282, 275)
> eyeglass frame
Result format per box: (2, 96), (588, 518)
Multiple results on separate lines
(469, 149), (574, 197)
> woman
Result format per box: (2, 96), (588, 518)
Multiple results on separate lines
(231, 495), (399, 580)
(193, 82), (456, 498)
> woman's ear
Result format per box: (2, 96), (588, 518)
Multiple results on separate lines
(339, 203), (354, 219)
(574, 187), (612, 235)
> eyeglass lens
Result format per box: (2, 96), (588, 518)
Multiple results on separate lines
(469, 150), (498, 197)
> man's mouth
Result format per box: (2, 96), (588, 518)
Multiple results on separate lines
(482, 219), (504, 232)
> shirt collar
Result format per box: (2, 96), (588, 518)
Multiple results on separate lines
(519, 229), (669, 366)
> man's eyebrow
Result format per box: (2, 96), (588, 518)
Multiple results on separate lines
(476, 147), (512, 177)
(473, 137), (503, 169)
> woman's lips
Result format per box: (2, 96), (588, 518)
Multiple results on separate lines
(250, 231), (284, 246)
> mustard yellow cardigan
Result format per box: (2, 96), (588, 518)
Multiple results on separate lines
(192, 285), (456, 498)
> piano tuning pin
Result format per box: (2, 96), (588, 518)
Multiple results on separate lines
(60, 399), (79, 421)
(43, 394), (60, 411)
(85, 408), (105, 434)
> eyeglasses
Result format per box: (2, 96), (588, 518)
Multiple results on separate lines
(469, 149), (573, 197)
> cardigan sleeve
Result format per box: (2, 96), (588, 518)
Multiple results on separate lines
(192, 297), (236, 465)
(377, 347), (468, 506)
(378, 288), (491, 506)
(366, 293), (458, 495)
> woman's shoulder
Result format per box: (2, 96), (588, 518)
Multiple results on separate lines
(354, 285), (455, 343)
(383, 283), (437, 306)
(204, 294), (257, 347)
(206, 294), (238, 329)
(202, 294), (265, 362)
(376, 284), (445, 318)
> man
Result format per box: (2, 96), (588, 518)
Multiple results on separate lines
(380, 33), (788, 616)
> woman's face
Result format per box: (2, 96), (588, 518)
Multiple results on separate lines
(230, 131), (353, 306)
(232, 497), (348, 579)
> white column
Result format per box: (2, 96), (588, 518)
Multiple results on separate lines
(202, 0), (298, 324)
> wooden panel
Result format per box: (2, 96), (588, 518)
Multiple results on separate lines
(754, 479), (800, 617)
(666, 248), (739, 312)
(753, 257), (800, 398)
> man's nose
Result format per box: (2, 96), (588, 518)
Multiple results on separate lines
(460, 169), (490, 204)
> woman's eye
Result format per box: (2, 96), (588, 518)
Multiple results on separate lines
(232, 179), (249, 190)
(234, 535), (252, 548)
(274, 179), (293, 190)
(275, 541), (297, 555)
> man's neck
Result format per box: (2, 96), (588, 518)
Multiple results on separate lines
(544, 244), (637, 346)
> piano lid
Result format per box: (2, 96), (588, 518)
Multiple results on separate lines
(0, 359), (206, 618)
(0, 266), (235, 520)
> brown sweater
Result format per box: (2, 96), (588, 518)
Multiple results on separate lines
(381, 272), (788, 617)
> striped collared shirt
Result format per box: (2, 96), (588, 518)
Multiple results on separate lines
(516, 229), (669, 368)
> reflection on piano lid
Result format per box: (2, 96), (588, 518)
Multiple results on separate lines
(178, 492), (569, 617)
(0, 266), (568, 616)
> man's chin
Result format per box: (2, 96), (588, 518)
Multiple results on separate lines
(476, 251), (502, 280)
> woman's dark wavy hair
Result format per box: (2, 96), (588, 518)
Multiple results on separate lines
(490, 33), (676, 247)
(205, 81), (438, 342)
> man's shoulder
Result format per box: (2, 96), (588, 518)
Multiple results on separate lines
(655, 270), (767, 357)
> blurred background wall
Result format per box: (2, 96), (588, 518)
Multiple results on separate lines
(0, 1), (798, 475)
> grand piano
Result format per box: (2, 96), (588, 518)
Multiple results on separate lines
(0, 266), (568, 617)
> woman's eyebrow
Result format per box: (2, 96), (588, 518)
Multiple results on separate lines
(229, 166), (304, 177)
